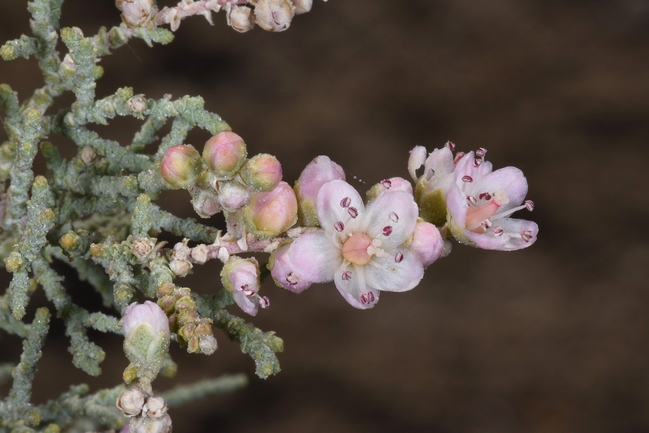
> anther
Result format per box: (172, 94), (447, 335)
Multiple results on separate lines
(481, 219), (493, 229)
(445, 141), (456, 152)
(348, 207), (359, 218)
(476, 147), (487, 158)
(394, 251), (404, 263)
(334, 221), (345, 232)
(473, 159), (482, 168)
(342, 271), (352, 281)
(360, 293), (369, 305)
(286, 273), (298, 286)
(467, 195), (477, 206)
(389, 212), (399, 222)
(454, 152), (465, 164)
(382, 226), (393, 236)
(367, 292), (375, 303)
(525, 200), (534, 211)
(479, 192), (492, 201)
(462, 175), (473, 183)
(340, 197), (351, 208)
(381, 179), (392, 189)
(259, 296), (270, 309)
(493, 226), (504, 237)
(521, 230), (533, 242)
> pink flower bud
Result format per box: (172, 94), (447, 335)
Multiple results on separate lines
(160, 145), (202, 190)
(202, 131), (248, 179)
(254, 0), (295, 32)
(122, 301), (170, 340)
(217, 181), (251, 211)
(269, 243), (313, 293)
(242, 181), (297, 238)
(240, 153), (283, 192)
(408, 221), (444, 267)
(294, 156), (345, 226)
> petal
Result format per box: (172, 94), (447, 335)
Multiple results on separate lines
(270, 244), (314, 293)
(477, 166), (528, 210)
(233, 290), (259, 316)
(364, 249), (424, 292)
(316, 180), (365, 235)
(409, 221), (445, 267)
(465, 218), (539, 251)
(333, 262), (380, 310)
(408, 146), (427, 181)
(446, 183), (469, 227)
(363, 191), (418, 249)
(289, 231), (342, 283)
(424, 146), (455, 176)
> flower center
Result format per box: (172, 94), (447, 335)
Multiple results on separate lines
(341, 233), (373, 265)
(465, 190), (509, 233)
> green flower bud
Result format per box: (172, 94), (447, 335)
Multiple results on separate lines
(160, 144), (202, 190)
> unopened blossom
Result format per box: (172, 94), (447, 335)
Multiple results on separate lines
(280, 180), (424, 309)
(405, 220), (445, 267)
(294, 155), (345, 226)
(116, 388), (146, 417)
(409, 143), (456, 226)
(202, 131), (247, 179)
(446, 150), (538, 250)
(240, 153), (283, 192)
(116, 0), (158, 27)
(221, 257), (269, 316)
(122, 301), (170, 340)
(160, 144), (202, 190)
(227, 5), (255, 33)
(242, 181), (297, 238)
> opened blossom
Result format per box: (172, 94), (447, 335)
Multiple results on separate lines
(446, 150), (538, 250)
(276, 179), (425, 309)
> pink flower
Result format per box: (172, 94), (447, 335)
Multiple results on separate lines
(446, 151), (538, 250)
(221, 258), (269, 316)
(280, 180), (424, 309)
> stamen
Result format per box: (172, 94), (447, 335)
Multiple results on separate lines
(382, 226), (393, 236)
(481, 219), (493, 230)
(462, 175), (473, 183)
(467, 195), (477, 206)
(476, 147), (487, 158)
(360, 293), (369, 305)
(389, 212), (399, 222)
(286, 273), (298, 286)
(348, 207), (359, 218)
(342, 270), (352, 281)
(521, 230), (533, 242)
(445, 141), (456, 152)
(394, 251), (404, 263)
(479, 192), (492, 201)
(334, 221), (344, 232)
(367, 292), (375, 303)
(258, 296), (270, 309)
(381, 179), (392, 189)
(493, 226), (504, 236)
(473, 159), (482, 168)
(340, 197), (351, 208)
(525, 200), (534, 211)
(242, 287), (256, 296)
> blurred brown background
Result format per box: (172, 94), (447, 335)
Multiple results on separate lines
(2, 1), (649, 432)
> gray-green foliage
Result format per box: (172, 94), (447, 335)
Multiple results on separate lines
(0, 1), (280, 431)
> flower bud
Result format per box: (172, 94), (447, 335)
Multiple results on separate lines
(202, 131), (247, 179)
(116, 388), (146, 417)
(242, 181), (297, 238)
(269, 243), (313, 293)
(407, 220), (444, 267)
(221, 257), (266, 316)
(217, 181), (251, 211)
(294, 155), (345, 226)
(254, 0), (295, 32)
(131, 238), (155, 260)
(227, 6), (255, 33)
(240, 153), (282, 192)
(115, 0), (158, 27)
(366, 177), (413, 202)
(160, 145), (202, 190)
(122, 301), (171, 381)
(129, 413), (172, 433)
(291, 0), (312, 14)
